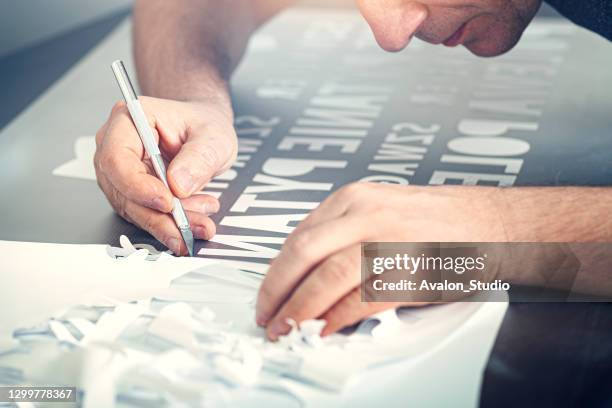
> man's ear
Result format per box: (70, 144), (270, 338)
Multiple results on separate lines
(355, 0), (428, 52)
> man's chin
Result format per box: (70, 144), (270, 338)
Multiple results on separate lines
(463, 36), (519, 57)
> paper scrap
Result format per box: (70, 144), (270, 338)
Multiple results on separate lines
(81, 302), (148, 346)
(214, 339), (263, 387)
(299, 320), (326, 348)
(276, 319), (326, 350)
(52, 136), (97, 181)
(267, 319), (364, 390)
(148, 303), (208, 353)
(48, 320), (79, 345)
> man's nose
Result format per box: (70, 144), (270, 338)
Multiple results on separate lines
(356, 0), (428, 52)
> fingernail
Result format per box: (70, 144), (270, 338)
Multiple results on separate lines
(152, 197), (167, 212)
(268, 319), (289, 339)
(167, 237), (181, 254)
(192, 226), (207, 239)
(256, 313), (268, 327)
(203, 201), (219, 215)
(173, 168), (195, 194)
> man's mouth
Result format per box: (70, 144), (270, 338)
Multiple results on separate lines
(443, 22), (468, 47)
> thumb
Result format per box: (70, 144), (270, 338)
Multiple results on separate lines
(167, 125), (236, 198)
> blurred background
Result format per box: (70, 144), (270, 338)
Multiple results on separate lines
(0, 0), (130, 58)
(0, 0), (560, 58)
(0, 0), (354, 58)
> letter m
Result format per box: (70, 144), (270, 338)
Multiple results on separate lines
(198, 234), (284, 259)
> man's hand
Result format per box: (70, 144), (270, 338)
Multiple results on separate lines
(256, 182), (508, 340)
(94, 97), (237, 255)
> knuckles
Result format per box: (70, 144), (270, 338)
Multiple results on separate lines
(320, 253), (357, 283)
(283, 231), (314, 263)
(180, 134), (222, 174)
(333, 182), (376, 203)
(111, 100), (127, 115)
(200, 144), (222, 171)
(188, 123), (238, 176)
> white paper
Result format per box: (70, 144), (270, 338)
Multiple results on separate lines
(0, 242), (508, 407)
(0, 237), (216, 350)
(0, 234), (508, 407)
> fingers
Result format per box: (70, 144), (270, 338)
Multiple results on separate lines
(262, 242), (426, 339)
(100, 101), (156, 156)
(94, 97), (233, 256)
(256, 215), (369, 326)
(97, 140), (220, 216)
(122, 198), (216, 255)
(167, 124), (237, 198)
(98, 147), (174, 212)
(97, 173), (216, 255)
(180, 194), (220, 215)
(185, 209), (217, 245)
(256, 184), (377, 325)
(95, 107), (174, 212)
(265, 245), (361, 340)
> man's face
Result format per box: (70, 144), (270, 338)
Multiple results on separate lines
(356, 0), (542, 56)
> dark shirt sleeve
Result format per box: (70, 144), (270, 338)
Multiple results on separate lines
(545, 0), (612, 40)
